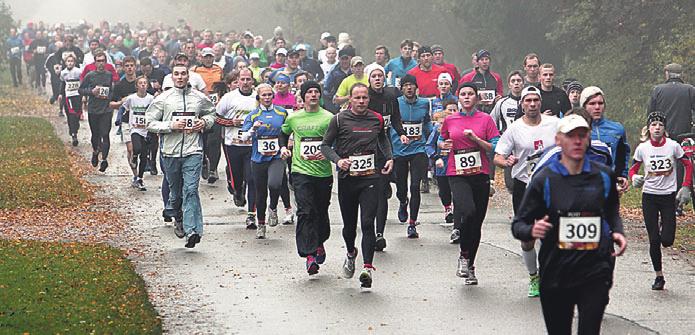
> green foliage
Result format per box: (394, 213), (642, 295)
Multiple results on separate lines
(0, 239), (162, 334)
(0, 1), (16, 68)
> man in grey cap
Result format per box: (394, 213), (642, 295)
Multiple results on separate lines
(296, 44), (323, 82)
(648, 63), (695, 209)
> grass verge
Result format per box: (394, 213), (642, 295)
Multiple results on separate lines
(0, 239), (161, 334)
(0, 116), (88, 209)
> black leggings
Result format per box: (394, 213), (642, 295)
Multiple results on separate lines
(63, 95), (82, 136)
(511, 178), (527, 214)
(223, 145), (255, 212)
(251, 159), (286, 222)
(9, 58), (22, 85)
(33, 61), (46, 89)
(376, 173), (391, 235)
(338, 176), (378, 265)
(540, 280), (611, 335)
(394, 153), (428, 221)
(449, 174), (490, 266)
(642, 192), (677, 272)
(293, 173), (332, 257)
(147, 133), (159, 170)
(88, 111), (113, 159)
(131, 133), (149, 178)
(436, 175), (452, 207)
(203, 124), (223, 171)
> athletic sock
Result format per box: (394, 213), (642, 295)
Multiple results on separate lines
(522, 248), (538, 275)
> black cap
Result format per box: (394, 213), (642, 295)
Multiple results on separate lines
(400, 74), (418, 88)
(338, 47), (355, 58)
(647, 111), (666, 125)
(418, 45), (432, 57)
(300, 80), (322, 101)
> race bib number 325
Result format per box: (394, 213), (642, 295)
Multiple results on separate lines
(349, 153), (375, 177)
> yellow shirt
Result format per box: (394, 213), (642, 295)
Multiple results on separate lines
(336, 74), (369, 98)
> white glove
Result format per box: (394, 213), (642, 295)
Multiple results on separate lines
(631, 174), (645, 188)
(676, 187), (692, 206)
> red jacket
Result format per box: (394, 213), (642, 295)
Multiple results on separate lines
(407, 64), (448, 98)
(459, 69), (503, 96)
(80, 62), (120, 82)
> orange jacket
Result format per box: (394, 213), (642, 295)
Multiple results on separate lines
(191, 64), (223, 93)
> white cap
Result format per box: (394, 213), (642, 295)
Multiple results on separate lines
(520, 86), (542, 101)
(364, 62), (385, 77)
(320, 32), (331, 40)
(295, 44), (307, 51)
(250, 52), (260, 59)
(557, 114), (589, 134)
(580, 86), (604, 107)
(276, 48), (287, 56)
(437, 73), (453, 84)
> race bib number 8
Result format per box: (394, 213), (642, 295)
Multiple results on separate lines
(403, 121), (423, 140)
(558, 215), (601, 250)
(454, 150), (482, 175)
(300, 137), (323, 160)
(349, 153), (376, 177)
(479, 90), (495, 104)
(258, 136), (279, 156)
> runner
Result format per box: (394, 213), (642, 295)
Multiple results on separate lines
(427, 99), (456, 240)
(110, 56), (140, 176)
(459, 49), (503, 113)
(522, 53), (540, 86)
(191, 47), (223, 182)
(6, 28), (24, 86)
(216, 68), (258, 228)
(280, 81), (334, 274)
(407, 46), (448, 98)
(393, 74), (433, 238)
(333, 56), (368, 108)
(146, 63), (217, 248)
(384, 39), (416, 87)
(438, 83), (500, 285)
(629, 112), (693, 290)
(490, 70), (524, 194)
(122, 76), (154, 191)
(511, 114), (627, 335)
(494, 85), (559, 297)
(536, 63), (571, 117)
(431, 73), (457, 117)
(366, 63), (406, 251)
(321, 83), (393, 288)
(59, 54), (83, 146)
(566, 81), (583, 108)
(78, 51), (114, 172)
(240, 83), (289, 239)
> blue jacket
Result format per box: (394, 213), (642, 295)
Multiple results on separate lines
(426, 123), (448, 176)
(391, 96), (432, 157)
(384, 56), (417, 87)
(591, 117), (630, 177)
(242, 105), (287, 163)
(6, 36), (23, 59)
(431, 93), (457, 117)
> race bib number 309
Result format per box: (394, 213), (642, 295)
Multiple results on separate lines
(558, 214), (601, 250)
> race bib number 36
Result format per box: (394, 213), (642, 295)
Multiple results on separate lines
(258, 136), (279, 156)
(454, 149), (482, 175)
(300, 137), (323, 160)
(558, 215), (601, 250)
(349, 153), (376, 177)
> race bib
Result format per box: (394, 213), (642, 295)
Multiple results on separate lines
(10, 46), (20, 54)
(454, 149), (482, 175)
(349, 153), (376, 177)
(65, 80), (80, 97)
(172, 110), (196, 130)
(647, 156), (673, 176)
(209, 93), (219, 106)
(132, 112), (147, 128)
(382, 115), (391, 129)
(479, 90), (495, 104)
(36, 46), (46, 54)
(300, 136), (323, 161)
(403, 121), (423, 140)
(525, 152), (542, 176)
(96, 86), (110, 98)
(558, 214), (601, 250)
(231, 128), (251, 145)
(258, 136), (279, 156)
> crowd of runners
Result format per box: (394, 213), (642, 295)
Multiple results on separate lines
(6, 19), (695, 334)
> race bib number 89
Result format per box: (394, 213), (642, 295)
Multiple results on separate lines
(558, 215), (601, 250)
(454, 150), (482, 175)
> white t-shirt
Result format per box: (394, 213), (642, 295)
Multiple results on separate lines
(216, 88), (257, 146)
(123, 93), (154, 138)
(320, 61), (336, 83)
(633, 138), (684, 195)
(495, 114), (559, 183)
(162, 71), (207, 92)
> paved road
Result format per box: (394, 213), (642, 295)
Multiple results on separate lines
(50, 112), (695, 334)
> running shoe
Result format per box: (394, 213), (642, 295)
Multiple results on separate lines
(652, 276), (665, 290)
(256, 224), (266, 239)
(185, 233), (201, 248)
(99, 160), (108, 172)
(445, 207), (454, 223)
(245, 214), (257, 230)
(131, 178), (139, 189)
(162, 209), (173, 223)
(489, 184), (496, 197)
(136, 178), (146, 191)
(374, 234), (387, 251)
(407, 224), (419, 239)
(149, 163), (158, 176)
(465, 267), (478, 285)
(201, 157), (210, 181)
(528, 273), (540, 297)
(359, 267), (373, 288)
(208, 170), (218, 184)
(174, 220), (185, 238)
(398, 201), (408, 223)
(233, 190), (247, 207)
(456, 256), (470, 278)
(316, 245), (326, 264)
(306, 255), (319, 275)
(282, 208), (295, 225)
(91, 152), (99, 167)
(116, 127), (122, 136)
(450, 228), (460, 244)
(71, 135), (78, 147)
(342, 248), (358, 279)
(129, 156), (138, 170)
(268, 209), (279, 227)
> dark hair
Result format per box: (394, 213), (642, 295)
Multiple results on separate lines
(140, 57), (152, 66)
(442, 99), (458, 108)
(349, 82), (369, 96)
(523, 53), (540, 66)
(400, 39), (413, 49)
(224, 70), (239, 85)
(507, 70), (523, 82)
(212, 81), (228, 96)
(122, 55), (136, 65)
